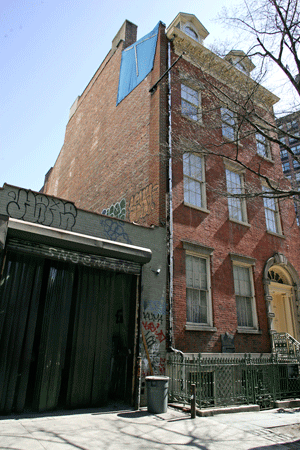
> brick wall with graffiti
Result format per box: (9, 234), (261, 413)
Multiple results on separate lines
(101, 184), (159, 226)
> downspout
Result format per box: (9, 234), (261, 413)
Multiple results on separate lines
(168, 41), (174, 348)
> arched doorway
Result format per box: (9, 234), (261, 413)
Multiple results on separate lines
(264, 253), (300, 343)
(268, 266), (297, 338)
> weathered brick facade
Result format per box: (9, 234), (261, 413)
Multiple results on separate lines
(45, 21), (168, 228)
(44, 13), (300, 357)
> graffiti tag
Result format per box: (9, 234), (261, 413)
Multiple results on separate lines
(129, 184), (158, 222)
(102, 198), (126, 220)
(6, 189), (77, 230)
(100, 218), (132, 244)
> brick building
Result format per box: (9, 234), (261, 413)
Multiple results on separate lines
(277, 110), (300, 225)
(43, 13), (300, 366)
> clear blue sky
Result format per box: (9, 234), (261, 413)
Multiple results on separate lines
(0, 0), (283, 192)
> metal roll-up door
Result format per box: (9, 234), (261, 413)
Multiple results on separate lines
(6, 238), (142, 275)
(0, 251), (45, 413)
(0, 241), (140, 413)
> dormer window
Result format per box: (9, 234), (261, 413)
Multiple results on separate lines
(224, 50), (255, 77)
(167, 13), (209, 47)
(184, 25), (199, 41)
(234, 61), (248, 75)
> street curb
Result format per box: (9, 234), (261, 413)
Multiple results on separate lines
(169, 403), (260, 417)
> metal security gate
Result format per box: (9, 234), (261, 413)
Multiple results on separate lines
(0, 243), (139, 413)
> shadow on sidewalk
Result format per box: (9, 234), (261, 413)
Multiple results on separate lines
(0, 402), (132, 421)
(250, 440), (300, 449)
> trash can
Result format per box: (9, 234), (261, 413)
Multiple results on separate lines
(146, 376), (169, 413)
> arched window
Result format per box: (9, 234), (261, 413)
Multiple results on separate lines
(184, 25), (198, 41)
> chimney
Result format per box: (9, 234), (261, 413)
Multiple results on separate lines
(112, 20), (137, 52)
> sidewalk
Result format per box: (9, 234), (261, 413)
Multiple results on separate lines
(0, 404), (300, 450)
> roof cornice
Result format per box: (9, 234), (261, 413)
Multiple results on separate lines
(167, 29), (279, 109)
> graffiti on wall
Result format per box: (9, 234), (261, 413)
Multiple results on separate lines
(102, 199), (126, 220)
(100, 218), (132, 244)
(129, 184), (158, 222)
(142, 292), (166, 376)
(6, 188), (77, 230)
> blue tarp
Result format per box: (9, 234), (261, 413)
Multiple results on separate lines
(117, 22), (160, 105)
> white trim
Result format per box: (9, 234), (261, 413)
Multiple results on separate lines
(7, 218), (152, 264)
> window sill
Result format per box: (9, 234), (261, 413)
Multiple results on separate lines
(237, 328), (262, 334)
(222, 136), (243, 147)
(181, 114), (203, 125)
(257, 154), (274, 163)
(185, 324), (217, 332)
(266, 230), (285, 238)
(184, 202), (210, 214)
(229, 218), (251, 228)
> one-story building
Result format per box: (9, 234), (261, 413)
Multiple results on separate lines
(0, 184), (167, 413)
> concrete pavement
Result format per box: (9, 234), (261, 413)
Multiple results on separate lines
(0, 404), (300, 449)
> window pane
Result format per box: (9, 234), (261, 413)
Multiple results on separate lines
(256, 133), (268, 158)
(181, 84), (199, 121)
(186, 255), (208, 324)
(233, 265), (254, 328)
(263, 188), (279, 233)
(236, 296), (253, 327)
(221, 108), (235, 140)
(226, 169), (244, 221)
(183, 153), (204, 208)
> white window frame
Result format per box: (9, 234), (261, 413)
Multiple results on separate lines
(225, 166), (248, 224)
(262, 185), (282, 235)
(183, 152), (207, 210)
(256, 132), (271, 159)
(183, 242), (214, 331)
(231, 254), (258, 332)
(181, 83), (201, 122)
(221, 108), (237, 141)
(232, 262), (258, 331)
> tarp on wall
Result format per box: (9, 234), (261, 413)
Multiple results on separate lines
(116, 22), (160, 105)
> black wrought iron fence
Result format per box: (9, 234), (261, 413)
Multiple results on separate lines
(167, 352), (300, 410)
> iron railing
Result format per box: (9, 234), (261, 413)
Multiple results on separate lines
(273, 332), (300, 359)
(167, 351), (300, 410)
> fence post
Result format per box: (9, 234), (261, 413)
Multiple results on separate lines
(198, 353), (202, 409)
(191, 383), (196, 418)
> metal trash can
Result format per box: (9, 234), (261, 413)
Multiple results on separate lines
(146, 376), (169, 413)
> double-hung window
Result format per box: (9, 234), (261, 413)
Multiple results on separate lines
(186, 254), (208, 325)
(181, 84), (201, 121)
(263, 186), (282, 234)
(221, 108), (236, 140)
(225, 168), (247, 223)
(256, 132), (270, 159)
(183, 153), (206, 209)
(233, 264), (257, 329)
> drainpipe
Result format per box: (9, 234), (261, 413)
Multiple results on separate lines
(168, 41), (174, 348)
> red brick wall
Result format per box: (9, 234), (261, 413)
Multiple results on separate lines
(45, 23), (168, 227)
(170, 51), (300, 354)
